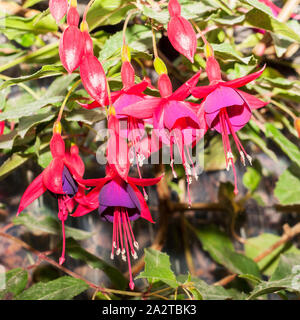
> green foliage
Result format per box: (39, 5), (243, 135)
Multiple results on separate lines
(15, 276), (89, 300)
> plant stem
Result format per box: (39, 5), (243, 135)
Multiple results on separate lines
(57, 79), (81, 122)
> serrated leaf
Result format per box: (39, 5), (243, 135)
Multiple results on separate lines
(16, 276), (88, 300)
(245, 233), (300, 276)
(13, 214), (93, 241)
(66, 239), (127, 290)
(136, 248), (179, 288)
(192, 279), (233, 300)
(0, 268), (28, 299)
(274, 164), (300, 206)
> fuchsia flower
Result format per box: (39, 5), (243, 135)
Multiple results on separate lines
(167, 0), (197, 62)
(59, 0), (84, 74)
(120, 71), (206, 176)
(79, 60), (150, 167)
(17, 123), (85, 265)
(191, 51), (267, 194)
(49, 0), (68, 24)
(72, 164), (163, 290)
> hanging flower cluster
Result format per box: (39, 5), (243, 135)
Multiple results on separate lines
(17, 0), (268, 290)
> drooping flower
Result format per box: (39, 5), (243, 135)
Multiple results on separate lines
(17, 123), (85, 265)
(120, 70), (206, 181)
(59, 0), (84, 74)
(49, 0), (68, 24)
(191, 47), (267, 194)
(78, 57), (150, 168)
(167, 0), (197, 62)
(72, 165), (163, 290)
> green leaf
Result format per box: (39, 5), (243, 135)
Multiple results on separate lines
(37, 150), (52, 168)
(192, 279), (234, 300)
(0, 96), (63, 121)
(245, 233), (300, 276)
(194, 225), (261, 277)
(247, 255), (300, 300)
(265, 123), (300, 167)
(212, 14), (245, 25)
(99, 25), (155, 62)
(0, 130), (18, 149)
(13, 214), (93, 241)
(0, 153), (31, 180)
(65, 108), (106, 125)
(43, 74), (79, 98)
(270, 253), (300, 281)
(66, 239), (127, 290)
(0, 138), (50, 179)
(0, 65), (65, 90)
(274, 164), (300, 206)
(136, 248), (179, 288)
(243, 167), (261, 192)
(18, 108), (55, 138)
(4, 13), (58, 35)
(86, 0), (134, 31)
(247, 275), (300, 299)
(16, 276), (89, 300)
(243, 0), (300, 43)
(0, 268), (28, 299)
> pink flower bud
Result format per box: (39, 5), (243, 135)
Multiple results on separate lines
(49, 0), (68, 24)
(80, 54), (107, 106)
(67, 6), (80, 27)
(121, 61), (135, 90)
(168, 0), (181, 17)
(59, 26), (85, 73)
(206, 56), (221, 82)
(167, 15), (197, 63)
(80, 21), (94, 57)
(158, 73), (172, 98)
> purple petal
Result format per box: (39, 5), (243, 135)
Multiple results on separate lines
(204, 86), (244, 114)
(98, 179), (136, 208)
(62, 166), (78, 197)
